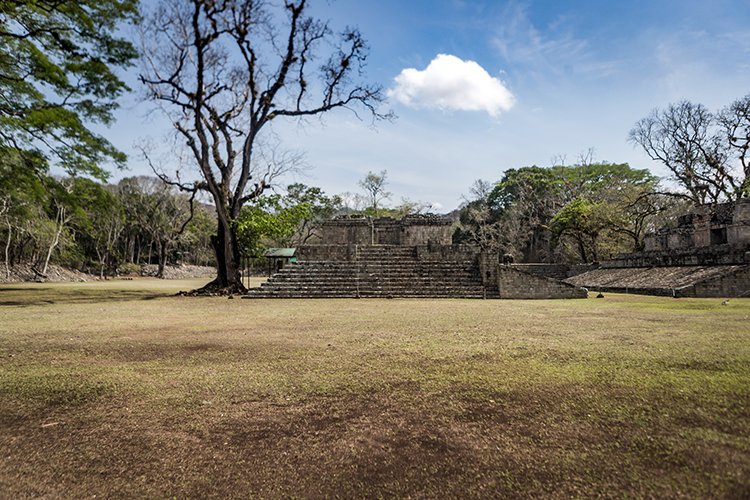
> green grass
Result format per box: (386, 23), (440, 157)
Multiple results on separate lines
(0, 279), (748, 497)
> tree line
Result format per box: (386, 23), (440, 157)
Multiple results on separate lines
(0, 166), (216, 279)
(0, 165), (394, 279)
(454, 161), (683, 264)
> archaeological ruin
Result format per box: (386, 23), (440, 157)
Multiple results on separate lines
(565, 198), (750, 297)
(245, 214), (587, 299)
(245, 199), (750, 299)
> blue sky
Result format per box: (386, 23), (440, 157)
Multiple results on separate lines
(108, 0), (750, 211)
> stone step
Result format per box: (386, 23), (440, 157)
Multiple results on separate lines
(258, 281), (486, 289)
(266, 278), (481, 285)
(276, 269), (477, 276)
(268, 273), (479, 281)
(244, 246), (491, 299)
(264, 281), (482, 289)
(245, 290), (489, 299)
(289, 261), (476, 268)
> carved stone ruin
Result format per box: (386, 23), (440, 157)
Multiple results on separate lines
(566, 199), (750, 297)
(319, 214), (453, 246)
(245, 214), (586, 299)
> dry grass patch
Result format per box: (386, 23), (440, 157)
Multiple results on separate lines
(1, 280), (749, 497)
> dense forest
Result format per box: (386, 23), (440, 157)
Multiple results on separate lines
(0, 167), (215, 279)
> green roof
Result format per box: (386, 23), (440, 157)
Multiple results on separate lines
(264, 247), (297, 258)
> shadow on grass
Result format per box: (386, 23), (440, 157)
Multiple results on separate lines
(0, 289), (167, 307)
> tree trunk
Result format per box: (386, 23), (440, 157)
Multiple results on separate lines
(156, 240), (168, 279)
(202, 216), (244, 294)
(576, 235), (589, 263)
(4, 219), (11, 279)
(1, 199), (9, 278)
(42, 206), (66, 276)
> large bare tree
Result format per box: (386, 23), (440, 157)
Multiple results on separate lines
(718, 94), (750, 198)
(139, 0), (389, 293)
(629, 100), (741, 205)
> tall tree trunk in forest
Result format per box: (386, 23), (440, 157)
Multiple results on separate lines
(156, 240), (166, 278)
(4, 219), (11, 279)
(577, 236), (589, 264)
(42, 206), (67, 276)
(2, 197), (10, 278)
(96, 248), (106, 279)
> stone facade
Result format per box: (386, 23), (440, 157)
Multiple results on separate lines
(600, 199), (750, 268)
(688, 265), (750, 298)
(644, 198), (750, 253)
(319, 214), (453, 246)
(569, 199), (750, 298)
(497, 267), (588, 299)
(246, 214), (588, 299)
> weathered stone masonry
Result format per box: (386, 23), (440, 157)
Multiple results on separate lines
(319, 214), (453, 246)
(246, 215), (587, 299)
(569, 199), (750, 297)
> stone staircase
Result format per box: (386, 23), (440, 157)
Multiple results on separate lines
(244, 245), (494, 298)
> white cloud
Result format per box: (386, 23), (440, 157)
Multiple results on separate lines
(388, 54), (515, 117)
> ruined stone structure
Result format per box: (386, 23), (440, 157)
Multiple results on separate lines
(319, 214), (453, 246)
(245, 214), (586, 299)
(569, 199), (750, 297)
(599, 198), (750, 268)
(496, 267), (587, 299)
(645, 198), (750, 252)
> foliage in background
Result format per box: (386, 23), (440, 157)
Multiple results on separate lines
(235, 195), (312, 258)
(234, 182), (349, 256)
(455, 162), (677, 263)
(0, 174), (216, 278)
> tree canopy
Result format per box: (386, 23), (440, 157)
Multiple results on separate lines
(456, 162), (670, 263)
(0, 0), (139, 179)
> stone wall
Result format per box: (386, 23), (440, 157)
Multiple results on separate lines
(319, 218), (372, 246)
(604, 247), (750, 268)
(681, 266), (750, 298)
(319, 215), (453, 246)
(401, 217), (453, 246)
(508, 263), (599, 279)
(296, 245), (356, 261)
(509, 264), (570, 280)
(496, 266), (587, 299)
(644, 198), (750, 252)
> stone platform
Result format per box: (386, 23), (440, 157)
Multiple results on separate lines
(244, 245), (587, 299)
(566, 265), (750, 298)
(245, 245), (493, 298)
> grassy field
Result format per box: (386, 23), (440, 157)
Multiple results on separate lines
(1, 278), (749, 498)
